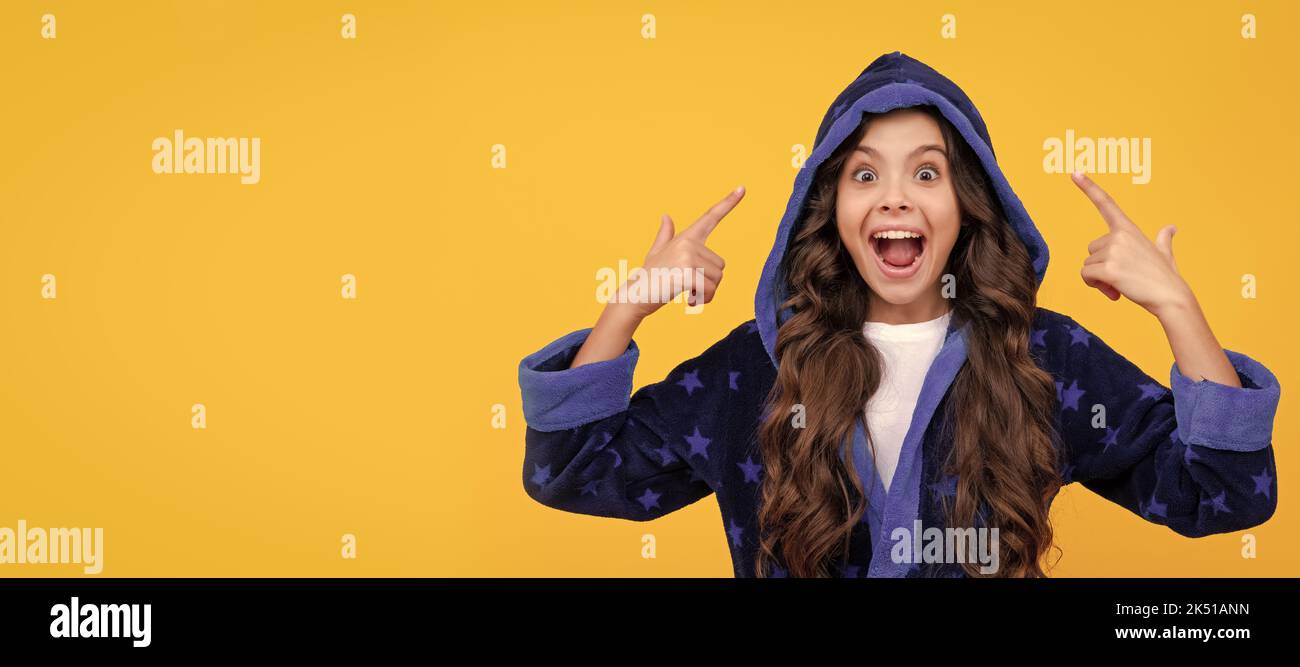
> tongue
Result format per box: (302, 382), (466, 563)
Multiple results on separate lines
(879, 237), (922, 267)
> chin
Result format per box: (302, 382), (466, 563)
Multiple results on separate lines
(864, 276), (933, 305)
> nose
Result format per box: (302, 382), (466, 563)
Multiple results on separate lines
(877, 181), (911, 214)
(877, 192), (911, 215)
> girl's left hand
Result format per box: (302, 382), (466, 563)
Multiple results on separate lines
(1070, 171), (1195, 318)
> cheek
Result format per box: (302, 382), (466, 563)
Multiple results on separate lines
(832, 189), (873, 226)
(835, 195), (868, 240)
(920, 195), (961, 242)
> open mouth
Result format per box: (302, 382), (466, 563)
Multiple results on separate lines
(868, 229), (927, 279)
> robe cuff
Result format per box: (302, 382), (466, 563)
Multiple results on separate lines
(518, 328), (639, 432)
(1170, 349), (1280, 452)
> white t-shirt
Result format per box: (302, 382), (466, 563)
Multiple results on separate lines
(861, 310), (951, 493)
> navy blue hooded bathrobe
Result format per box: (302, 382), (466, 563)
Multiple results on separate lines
(516, 51), (1282, 577)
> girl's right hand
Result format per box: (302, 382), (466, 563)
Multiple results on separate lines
(615, 185), (746, 320)
(572, 185), (745, 370)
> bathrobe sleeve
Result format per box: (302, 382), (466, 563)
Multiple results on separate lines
(1037, 311), (1281, 537)
(516, 322), (748, 521)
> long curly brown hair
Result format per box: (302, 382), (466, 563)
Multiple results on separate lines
(754, 105), (1063, 577)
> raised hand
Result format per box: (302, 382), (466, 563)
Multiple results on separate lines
(620, 185), (745, 319)
(571, 185), (745, 369)
(1071, 172), (1193, 318)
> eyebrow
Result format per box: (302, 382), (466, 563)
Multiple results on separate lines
(854, 143), (947, 160)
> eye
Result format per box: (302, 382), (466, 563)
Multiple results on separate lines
(852, 168), (876, 183)
(916, 164), (940, 181)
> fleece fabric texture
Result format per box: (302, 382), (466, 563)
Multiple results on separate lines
(516, 51), (1282, 577)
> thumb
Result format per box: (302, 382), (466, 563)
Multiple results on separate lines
(1155, 224), (1178, 266)
(649, 214), (675, 254)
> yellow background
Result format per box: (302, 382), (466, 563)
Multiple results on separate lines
(0, 0), (1294, 576)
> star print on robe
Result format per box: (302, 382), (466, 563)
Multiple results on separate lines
(521, 244), (1282, 564)
(685, 426), (712, 460)
(636, 487), (662, 512)
(531, 463), (552, 487)
(1068, 325), (1091, 347)
(728, 371), (741, 391)
(738, 456), (762, 484)
(1252, 469), (1273, 499)
(677, 369), (704, 396)
(1137, 383), (1166, 401)
(1199, 491), (1232, 516)
(1030, 329), (1047, 348)
(1057, 379), (1085, 411)
(1098, 427), (1120, 452)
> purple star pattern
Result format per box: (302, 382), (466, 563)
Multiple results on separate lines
(677, 369), (704, 396)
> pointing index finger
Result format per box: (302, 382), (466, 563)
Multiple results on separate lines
(1070, 171), (1132, 230)
(681, 185), (746, 241)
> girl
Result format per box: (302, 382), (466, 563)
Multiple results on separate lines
(516, 51), (1280, 577)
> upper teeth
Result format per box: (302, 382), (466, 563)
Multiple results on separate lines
(873, 230), (922, 239)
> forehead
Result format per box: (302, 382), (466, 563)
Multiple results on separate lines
(859, 108), (945, 148)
